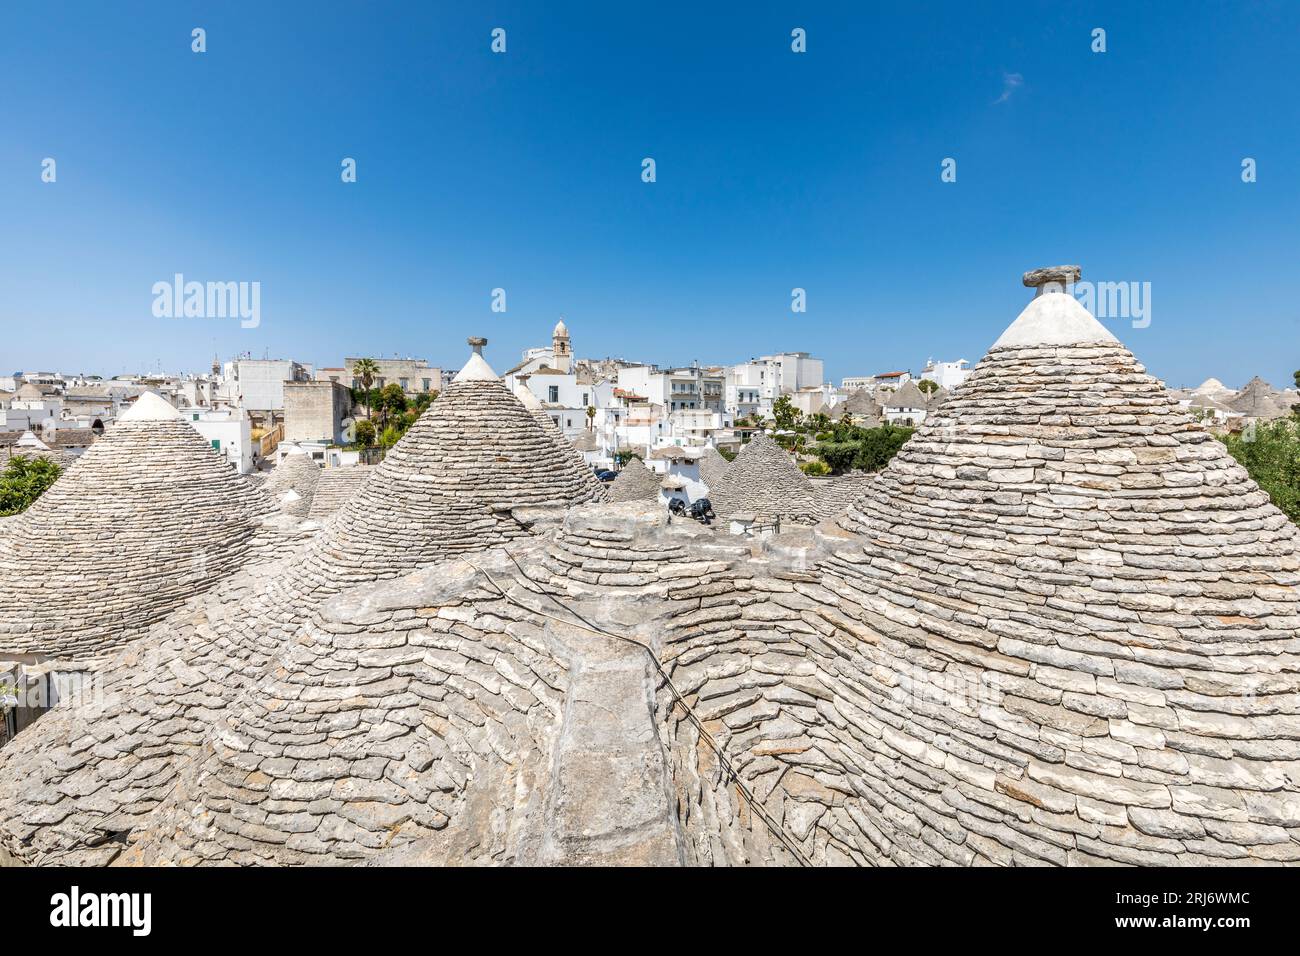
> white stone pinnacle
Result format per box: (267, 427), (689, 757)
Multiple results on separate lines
(992, 290), (1119, 349)
(120, 391), (181, 422)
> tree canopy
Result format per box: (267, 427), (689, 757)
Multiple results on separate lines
(1221, 421), (1300, 525)
(815, 422), (915, 474)
(0, 456), (62, 516)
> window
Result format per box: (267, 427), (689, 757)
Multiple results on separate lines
(422, 378), (431, 391)
(582, 392), (589, 406)
(377, 377), (386, 388)
(548, 386), (559, 403)
(399, 378), (409, 390)
(566, 418), (573, 427)
(551, 416), (560, 427)
(351, 378), (360, 389)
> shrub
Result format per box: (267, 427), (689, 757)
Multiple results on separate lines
(353, 419), (376, 447)
(1221, 421), (1300, 524)
(814, 423), (915, 474)
(0, 456), (62, 516)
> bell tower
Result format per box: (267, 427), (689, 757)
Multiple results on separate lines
(551, 318), (572, 373)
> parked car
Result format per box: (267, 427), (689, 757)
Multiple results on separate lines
(689, 498), (714, 524)
(667, 497), (688, 516)
(594, 469), (617, 482)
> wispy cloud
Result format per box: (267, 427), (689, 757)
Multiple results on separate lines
(993, 72), (1023, 104)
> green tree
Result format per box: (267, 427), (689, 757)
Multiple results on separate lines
(0, 456), (62, 516)
(917, 379), (939, 394)
(814, 422), (915, 474)
(1221, 421), (1300, 524)
(376, 382), (407, 432)
(800, 460), (830, 476)
(353, 419), (376, 447)
(351, 358), (380, 421)
(586, 406), (596, 431)
(772, 395), (800, 431)
(378, 424), (404, 449)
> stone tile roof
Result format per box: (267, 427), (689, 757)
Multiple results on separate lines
(2, 288), (1299, 868)
(810, 470), (877, 521)
(698, 446), (729, 490)
(710, 432), (818, 524)
(830, 388), (881, 425)
(886, 379), (928, 410)
(262, 444), (321, 518)
(513, 385), (605, 502)
(1229, 376), (1294, 420)
(0, 342), (612, 864)
(305, 466), (374, 520)
(0, 392), (272, 662)
(606, 457), (662, 503)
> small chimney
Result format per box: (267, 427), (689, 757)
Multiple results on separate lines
(1022, 265), (1081, 297)
(467, 336), (488, 355)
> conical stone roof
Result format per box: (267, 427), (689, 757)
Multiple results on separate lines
(710, 432), (818, 524)
(606, 456), (662, 503)
(887, 379), (928, 410)
(0, 341), (618, 860)
(1229, 376), (1292, 419)
(823, 270), (1300, 864)
(306, 466), (374, 520)
(698, 446), (729, 490)
(514, 383), (605, 501)
(831, 388), (881, 425)
(294, 344), (605, 584)
(262, 444), (321, 517)
(0, 392), (271, 661)
(812, 470), (877, 521)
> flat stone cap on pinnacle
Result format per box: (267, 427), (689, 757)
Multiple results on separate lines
(454, 336), (498, 382)
(1022, 265), (1081, 289)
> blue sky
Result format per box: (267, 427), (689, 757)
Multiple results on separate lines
(1, 1), (1297, 388)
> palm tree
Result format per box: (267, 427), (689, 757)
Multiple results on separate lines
(586, 405), (596, 431)
(352, 357), (380, 421)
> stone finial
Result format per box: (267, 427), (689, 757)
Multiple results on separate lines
(467, 336), (488, 355)
(1022, 265), (1081, 296)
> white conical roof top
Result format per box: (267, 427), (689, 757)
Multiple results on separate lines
(991, 290), (1118, 349)
(0, 405), (272, 661)
(120, 391), (180, 422)
(1195, 377), (1230, 395)
(15, 431), (50, 450)
(514, 383), (544, 410)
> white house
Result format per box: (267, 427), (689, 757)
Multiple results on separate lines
(182, 407), (254, 474)
(881, 380), (929, 426)
(618, 365), (725, 414)
(921, 358), (972, 391)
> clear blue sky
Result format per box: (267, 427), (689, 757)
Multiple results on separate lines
(2, 1), (1297, 389)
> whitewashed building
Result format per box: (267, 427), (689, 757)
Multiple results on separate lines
(920, 358), (972, 390)
(180, 407), (254, 474)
